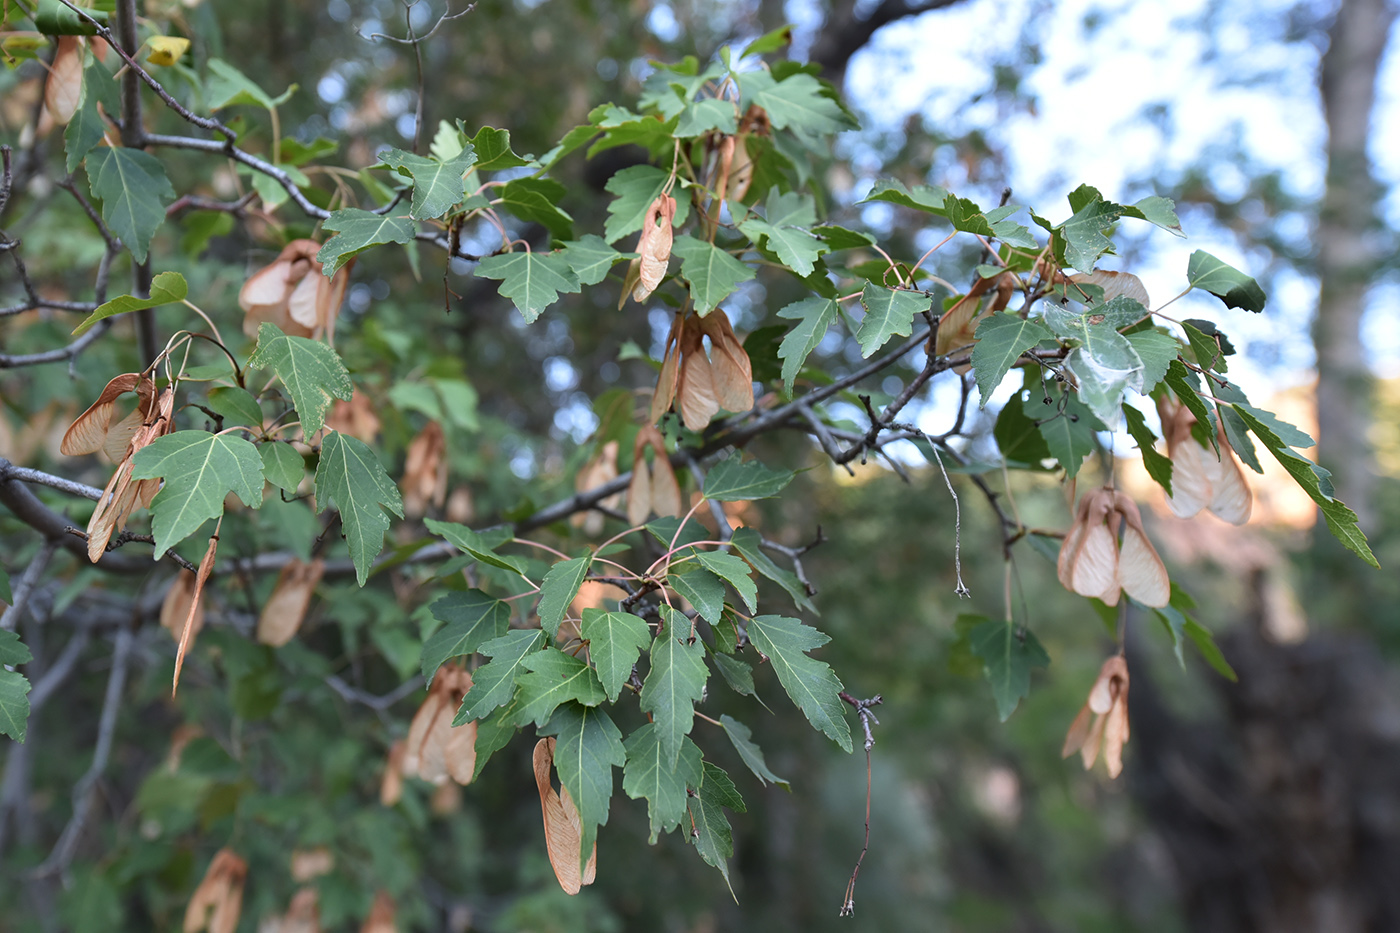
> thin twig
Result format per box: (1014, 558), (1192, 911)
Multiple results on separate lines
(0, 540), (57, 632)
(325, 674), (424, 711)
(32, 624), (135, 878)
(837, 692), (882, 917)
(890, 422), (969, 597)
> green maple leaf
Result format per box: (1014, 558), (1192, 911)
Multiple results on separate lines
(746, 614), (851, 752)
(968, 617), (1049, 721)
(738, 189), (826, 276)
(713, 657), (754, 704)
(259, 443), (303, 493)
(1058, 195), (1123, 272)
(1182, 320), (1228, 374)
(639, 609), (709, 767)
(72, 271), (188, 337)
(86, 147), (175, 263)
(1187, 250), (1266, 313)
(738, 70), (856, 135)
(670, 235), (755, 315)
(424, 519), (531, 579)
(560, 235), (629, 286)
(666, 566), (724, 624)
(1122, 404), (1174, 497)
(421, 590), (511, 682)
(0, 671), (31, 744)
(377, 145), (478, 220)
(1036, 389), (1104, 478)
(540, 703), (626, 870)
(206, 57), (296, 110)
(65, 54), (119, 173)
(857, 284), (930, 358)
(1063, 329), (1144, 428)
(456, 630), (544, 724)
(1122, 195), (1185, 237)
(970, 314), (1054, 407)
(622, 724), (702, 842)
(602, 165), (692, 243)
(130, 431), (264, 557)
(729, 527), (815, 613)
(1231, 404), (1377, 567)
(860, 178), (950, 214)
(693, 551), (757, 613)
(473, 250), (580, 323)
(720, 714), (788, 787)
(536, 555), (592, 639)
(0, 632), (34, 743)
(702, 457), (794, 501)
(1126, 330), (1179, 393)
(776, 296), (838, 397)
(995, 391), (1053, 465)
(314, 431), (403, 586)
(497, 177), (574, 239)
(580, 609), (650, 702)
(247, 323), (353, 436)
(317, 208), (416, 275)
(1163, 361), (1219, 454)
(686, 761), (747, 895)
(470, 699), (522, 779)
(514, 648), (606, 728)
(676, 97), (738, 137)
(467, 126), (533, 172)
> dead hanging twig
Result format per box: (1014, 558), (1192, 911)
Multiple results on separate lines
(837, 692), (883, 917)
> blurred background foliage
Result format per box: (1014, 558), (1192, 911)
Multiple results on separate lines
(2, 0), (1399, 930)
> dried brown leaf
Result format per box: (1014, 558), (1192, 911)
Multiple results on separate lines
(626, 451), (653, 526)
(677, 316), (719, 431)
(61, 372), (141, 457)
(360, 892), (397, 933)
(571, 439), (620, 535)
(406, 665), (474, 785)
(278, 888), (321, 933)
(1064, 656), (1130, 777)
(934, 274), (999, 357)
(160, 571), (206, 646)
(256, 557), (325, 647)
(533, 737), (597, 895)
(239, 240), (332, 340)
(700, 310), (754, 414)
(632, 195), (676, 303)
(290, 847), (334, 883)
(44, 36), (84, 126)
(445, 486), (474, 524)
(1068, 270), (1151, 310)
(173, 534), (218, 696)
(380, 740), (406, 806)
(713, 135), (736, 204)
(1111, 493), (1170, 608)
(400, 421), (447, 519)
(649, 313), (684, 425)
(183, 848), (247, 933)
(1058, 489), (1119, 603)
(324, 389), (381, 443)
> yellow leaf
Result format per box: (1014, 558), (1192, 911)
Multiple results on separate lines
(145, 36), (190, 67)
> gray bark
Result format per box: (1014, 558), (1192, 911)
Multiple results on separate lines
(1314, 0), (1395, 531)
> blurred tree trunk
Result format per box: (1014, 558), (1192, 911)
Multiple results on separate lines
(1313, 0), (1394, 531)
(1129, 572), (1400, 933)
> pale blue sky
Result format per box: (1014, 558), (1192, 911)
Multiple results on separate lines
(808, 0), (1400, 386)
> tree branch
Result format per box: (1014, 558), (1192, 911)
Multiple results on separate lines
(809, 0), (968, 83)
(0, 540), (57, 633)
(32, 624), (135, 878)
